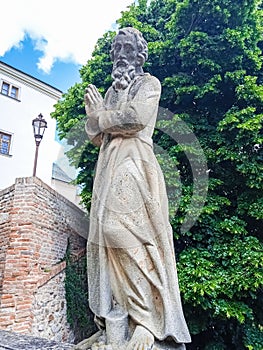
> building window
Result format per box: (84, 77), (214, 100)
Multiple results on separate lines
(10, 86), (19, 99)
(0, 132), (12, 155)
(1, 82), (9, 95)
(1, 81), (20, 100)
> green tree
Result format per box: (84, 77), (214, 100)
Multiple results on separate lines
(52, 0), (263, 348)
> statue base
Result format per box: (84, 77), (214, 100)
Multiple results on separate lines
(74, 332), (186, 350)
(74, 309), (186, 350)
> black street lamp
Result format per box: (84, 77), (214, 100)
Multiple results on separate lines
(32, 113), (47, 177)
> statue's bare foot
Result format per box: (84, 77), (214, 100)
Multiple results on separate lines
(126, 325), (154, 350)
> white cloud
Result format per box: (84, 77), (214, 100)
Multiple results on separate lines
(0, 0), (133, 73)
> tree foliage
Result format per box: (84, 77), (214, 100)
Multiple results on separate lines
(52, 1), (263, 348)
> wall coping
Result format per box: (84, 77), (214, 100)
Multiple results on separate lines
(0, 183), (15, 197)
(15, 176), (86, 216)
(0, 177), (85, 216)
(15, 177), (89, 239)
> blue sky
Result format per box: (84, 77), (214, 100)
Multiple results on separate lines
(0, 0), (134, 93)
(1, 36), (81, 93)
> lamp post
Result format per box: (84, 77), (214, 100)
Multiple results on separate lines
(32, 113), (47, 177)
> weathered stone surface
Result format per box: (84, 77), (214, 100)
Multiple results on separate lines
(31, 271), (75, 343)
(84, 27), (191, 350)
(0, 330), (73, 349)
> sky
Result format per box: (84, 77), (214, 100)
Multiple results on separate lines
(0, 0), (134, 93)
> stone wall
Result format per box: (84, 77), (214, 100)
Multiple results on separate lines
(0, 177), (88, 343)
(31, 270), (73, 343)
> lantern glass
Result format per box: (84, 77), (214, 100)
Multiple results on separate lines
(32, 114), (47, 144)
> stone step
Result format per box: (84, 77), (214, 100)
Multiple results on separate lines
(0, 330), (73, 350)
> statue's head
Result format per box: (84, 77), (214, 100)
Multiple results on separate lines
(110, 27), (148, 91)
(110, 27), (148, 67)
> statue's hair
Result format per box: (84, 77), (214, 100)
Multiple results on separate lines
(110, 27), (148, 65)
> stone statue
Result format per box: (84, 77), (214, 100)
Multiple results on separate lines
(82, 27), (191, 350)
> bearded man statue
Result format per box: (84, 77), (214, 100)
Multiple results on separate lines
(84, 27), (191, 350)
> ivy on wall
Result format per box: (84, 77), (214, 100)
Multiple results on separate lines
(64, 243), (96, 342)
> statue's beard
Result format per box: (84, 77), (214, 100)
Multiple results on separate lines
(111, 59), (136, 91)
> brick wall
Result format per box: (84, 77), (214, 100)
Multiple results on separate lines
(0, 177), (88, 342)
(0, 184), (15, 295)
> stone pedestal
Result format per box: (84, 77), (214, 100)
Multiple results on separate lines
(74, 314), (187, 350)
(74, 333), (186, 350)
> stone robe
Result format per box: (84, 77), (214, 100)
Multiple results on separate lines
(85, 73), (191, 344)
